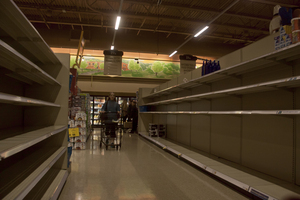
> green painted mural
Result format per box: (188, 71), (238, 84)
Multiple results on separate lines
(71, 55), (180, 79)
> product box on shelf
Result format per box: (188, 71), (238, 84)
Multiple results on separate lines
(78, 128), (87, 135)
(75, 112), (87, 120)
(68, 120), (75, 128)
(75, 120), (86, 128)
(73, 142), (86, 150)
(275, 26), (293, 50)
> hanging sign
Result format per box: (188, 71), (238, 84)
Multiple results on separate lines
(103, 50), (123, 76)
(69, 128), (80, 137)
(179, 54), (197, 74)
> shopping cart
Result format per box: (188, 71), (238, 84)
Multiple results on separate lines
(99, 112), (122, 150)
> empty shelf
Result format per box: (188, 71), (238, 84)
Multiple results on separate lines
(0, 126), (67, 160)
(144, 43), (300, 99)
(0, 92), (60, 107)
(145, 76), (300, 105)
(0, 40), (60, 85)
(41, 170), (68, 200)
(0, 0), (61, 66)
(140, 110), (300, 115)
(1, 147), (66, 200)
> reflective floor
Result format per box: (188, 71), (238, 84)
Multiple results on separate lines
(58, 129), (250, 200)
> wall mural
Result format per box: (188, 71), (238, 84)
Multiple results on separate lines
(70, 55), (181, 79)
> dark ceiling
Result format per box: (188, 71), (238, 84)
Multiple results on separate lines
(13, 0), (299, 59)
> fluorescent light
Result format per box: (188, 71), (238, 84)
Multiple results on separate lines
(169, 51), (177, 57)
(111, 46), (114, 50)
(115, 16), (121, 30)
(194, 26), (209, 37)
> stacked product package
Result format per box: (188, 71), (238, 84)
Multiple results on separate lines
(68, 93), (91, 150)
(149, 123), (166, 137)
(274, 26), (293, 50)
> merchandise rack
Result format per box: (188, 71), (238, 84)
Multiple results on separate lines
(0, 0), (69, 199)
(138, 40), (300, 199)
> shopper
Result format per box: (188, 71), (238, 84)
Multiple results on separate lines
(101, 92), (120, 137)
(121, 99), (128, 123)
(129, 100), (138, 134)
(127, 100), (133, 122)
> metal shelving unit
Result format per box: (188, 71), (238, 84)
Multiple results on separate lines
(143, 43), (300, 99)
(141, 110), (300, 115)
(144, 76), (300, 105)
(0, 92), (61, 107)
(138, 35), (300, 199)
(0, 0), (69, 199)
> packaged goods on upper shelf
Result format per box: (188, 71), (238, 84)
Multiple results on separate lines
(201, 60), (221, 76)
(274, 26), (293, 50)
(292, 30), (300, 44)
(291, 17), (300, 31)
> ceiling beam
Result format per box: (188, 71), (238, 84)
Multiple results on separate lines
(29, 19), (255, 42)
(248, 0), (299, 8)
(18, 5), (269, 34)
(97, 0), (272, 21)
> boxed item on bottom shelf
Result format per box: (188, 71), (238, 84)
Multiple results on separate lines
(69, 135), (86, 142)
(75, 120), (86, 128)
(76, 135), (86, 142)
(73, 142), (86, 150)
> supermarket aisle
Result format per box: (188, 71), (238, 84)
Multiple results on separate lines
(58, 129), (250, 200)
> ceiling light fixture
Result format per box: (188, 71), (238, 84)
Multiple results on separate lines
(111, 46), (114, 50)
(194, 26), (209, 37)
(115, 16), (121, 30)
(168, 0), (239, 58)
(169, 51), (177, 57)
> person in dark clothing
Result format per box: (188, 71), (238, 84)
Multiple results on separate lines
(127, 100), (133, 122)
(101, 92), (120, 137)
(129, 100), (138, 133)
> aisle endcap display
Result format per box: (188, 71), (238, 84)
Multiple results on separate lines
(68, 93), (91, 150)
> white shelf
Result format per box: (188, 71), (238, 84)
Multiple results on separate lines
(140, 110), (300, 115)
(0, 40), (60, 85)
(0, 126), (67, 160)
(0, 0), (61, 66)
(145, 76), (300, 105)
(41, 170), (68, 200)
(2, 147), (66, 200)
(144, 43), (300, 98)
(0, 92), (60, 107)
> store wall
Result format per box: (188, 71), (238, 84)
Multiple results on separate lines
(218, 32), (280, 69)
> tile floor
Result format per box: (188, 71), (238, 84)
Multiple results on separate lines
(58, 129), (250, 200)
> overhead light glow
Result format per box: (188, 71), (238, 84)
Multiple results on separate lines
(111, 46), (114, 50)
(169, 51), (177, 57)
(194, 26), (209, 37)
(115, 16), (121, 30)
